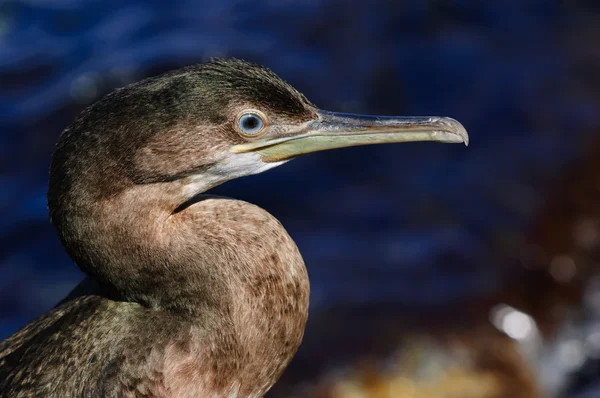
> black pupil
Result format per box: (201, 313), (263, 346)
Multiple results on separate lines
(243, 115), (259, 130)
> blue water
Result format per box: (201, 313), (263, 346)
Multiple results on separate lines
(1, 1), (600, 393)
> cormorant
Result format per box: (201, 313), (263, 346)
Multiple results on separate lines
(0, 59), (468, 397)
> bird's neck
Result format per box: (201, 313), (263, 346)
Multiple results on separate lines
(55, 183), (309, 396)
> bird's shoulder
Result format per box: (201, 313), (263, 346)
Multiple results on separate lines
(0, 295), (168, 397)
(0, 295), (102, 358)
(0, 294), (240, 397)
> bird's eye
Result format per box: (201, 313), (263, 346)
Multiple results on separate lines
(237, 112), (265, 136)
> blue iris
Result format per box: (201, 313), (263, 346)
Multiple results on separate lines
(238, 113), (264, 135)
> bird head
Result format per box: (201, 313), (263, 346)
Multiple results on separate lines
(49, 58), (468, 216)
(98, 59), (467, 202)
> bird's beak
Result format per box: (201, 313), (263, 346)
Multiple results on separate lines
(231, 110), (469, 162)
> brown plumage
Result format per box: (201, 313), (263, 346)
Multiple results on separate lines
(0, 59), (467, 397)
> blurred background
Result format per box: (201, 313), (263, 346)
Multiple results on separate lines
(2, 0), (600, 397)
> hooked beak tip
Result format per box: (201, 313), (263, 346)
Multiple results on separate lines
(435, 117), (469, 146)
